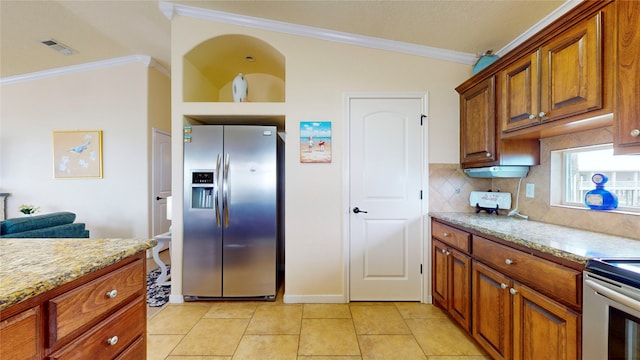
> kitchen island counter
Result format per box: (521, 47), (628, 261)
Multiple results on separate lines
(0, 237), (156, 311)
(430, 212), (640, 264)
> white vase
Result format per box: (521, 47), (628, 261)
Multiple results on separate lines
(232, 73), (248, 102)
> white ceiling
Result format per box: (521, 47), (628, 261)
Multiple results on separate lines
(0, 0), (568, 78)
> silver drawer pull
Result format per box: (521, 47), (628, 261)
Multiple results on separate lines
(504, 259), (513, 265)
(106, 336), (119, 346)
(631, 129), (640, 138)
(106, 289), (118, 298)
(509, 288), (518, 295)
(443, 232), (450, 237)
(500, 283), (508, 289)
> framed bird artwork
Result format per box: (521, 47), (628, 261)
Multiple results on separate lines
(52, 130), (103, 179)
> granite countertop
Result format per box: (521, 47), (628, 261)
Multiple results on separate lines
(0, 238), (157, 310)
(430, 212), (640, 264)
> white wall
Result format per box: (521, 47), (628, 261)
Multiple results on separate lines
(170, 16), (470, 302)
(0, 61), (170, 238)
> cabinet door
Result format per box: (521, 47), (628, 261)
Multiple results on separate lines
(449, 248), (471, 332)
(615, 0), (640, 154)
(539, 12), (602, 123)
(460, 76), (496, 167)
(500, 52), (540, 132)
(0, 306), (41, 360)
(512, 283), (579, 360)
(432, 240), (449, 309)
(472, 261), (512, 360)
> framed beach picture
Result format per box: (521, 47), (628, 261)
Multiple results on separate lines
(52, 130), (103, 179)
(300, 121), (332, 163)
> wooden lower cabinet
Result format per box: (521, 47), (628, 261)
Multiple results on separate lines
(0, 306), (41, 360)
(433, 239), (471, 331)
(0, 254), (146, 360)
(472, 261), (512, 360)
(472, 260), (580, 360)
(512, 283), (580, 360)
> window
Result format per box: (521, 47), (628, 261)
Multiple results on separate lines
(551, 144), (640, 212)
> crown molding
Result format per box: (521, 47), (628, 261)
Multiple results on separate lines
(159, 1), (476, 65)
(496, 0), (582, 56)
(0, 55), (169, 85)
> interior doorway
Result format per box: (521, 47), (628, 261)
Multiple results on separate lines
(346, 93), (428, 301)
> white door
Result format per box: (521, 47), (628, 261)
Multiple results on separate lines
(152, 129), (172, 237)
(349, 95), (425, 301)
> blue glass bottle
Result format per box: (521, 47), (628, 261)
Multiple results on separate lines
(584, 173), (618, 210)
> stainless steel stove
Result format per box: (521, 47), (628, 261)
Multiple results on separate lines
(583, 258), (640, 359)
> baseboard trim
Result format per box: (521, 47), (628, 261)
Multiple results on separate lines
(169, 294), (184, 304)
(283, 294), (347, 304)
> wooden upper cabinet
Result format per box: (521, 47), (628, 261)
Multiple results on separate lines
(500, 12), (603, 133)
(539, 12), (602, 123)
(500, 52), (540, 132)
(615, 0), (640, 154)
(460, 76), (497, 167)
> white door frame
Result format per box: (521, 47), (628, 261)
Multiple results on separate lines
(343, 92), (430, 303)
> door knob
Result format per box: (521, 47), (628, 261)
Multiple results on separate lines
(156, 196), (165, 200)
(353, 207), (368, 214)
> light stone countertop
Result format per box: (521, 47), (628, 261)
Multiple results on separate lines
(430, 212), (640, 264)
(0, 238), (157, 310)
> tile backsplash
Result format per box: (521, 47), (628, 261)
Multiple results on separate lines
(430, 127), (639, 240)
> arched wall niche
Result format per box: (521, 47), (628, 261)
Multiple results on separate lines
(183, 34), (285, 103)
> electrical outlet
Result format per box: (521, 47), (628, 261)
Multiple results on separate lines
(526, 183), (535, 198)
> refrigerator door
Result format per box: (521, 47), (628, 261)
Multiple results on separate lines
(222, 126), (277, 297)
(183, 125), (223, 297)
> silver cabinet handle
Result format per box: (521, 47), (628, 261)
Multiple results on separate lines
(106, 336), (119, 346)
(504, 259), (513, 265)
(509, 288), (518, 295)
(105, 289), (118, 298)
(631, 129), (640, 138)
(485, 152), (492, 157)
(538, 111), (547, 118)
(440, 248), (447, 254)
(500, 283), (508, 289)
(443, 232), (450, 237)
(528, 114), (537, 120)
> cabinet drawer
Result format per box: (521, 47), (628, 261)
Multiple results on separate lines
(432, 221), (470, 252)
(0, 306), (40, 360)
(48, 297), (145, 360)
(472, 236), (581, 307)
(49, 259), (144, 344)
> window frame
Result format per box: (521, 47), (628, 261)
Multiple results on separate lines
(550, 144), (640, 214)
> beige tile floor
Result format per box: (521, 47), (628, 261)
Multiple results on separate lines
(146, 251), (489, 360)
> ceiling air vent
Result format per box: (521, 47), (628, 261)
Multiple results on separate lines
(41, 39), (76, 55)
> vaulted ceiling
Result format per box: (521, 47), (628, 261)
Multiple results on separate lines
(0, 0), (567, 78)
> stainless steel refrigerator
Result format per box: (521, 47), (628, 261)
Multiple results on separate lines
(183, 125), (278, 300)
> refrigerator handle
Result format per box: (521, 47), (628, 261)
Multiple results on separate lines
(214, 153), (222, 227)
(223, 153), (230, 228)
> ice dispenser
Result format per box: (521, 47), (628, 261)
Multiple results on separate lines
(190, 171), (215, 209)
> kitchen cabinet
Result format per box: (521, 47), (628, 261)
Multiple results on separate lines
(430, 218), (582, 360)
(472, 236), (580, 360)
(459, 77), (497, 167)
(471, 261), (512, 360)
(500, 12), (604, 133)
(614, 0), (640, 155)
(432, 240), (471, 331)
(458, 77), (540, 169)
(0, 306), (41, 359)
(0, 253), (146, 360)
(431, 220), (471, 331)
